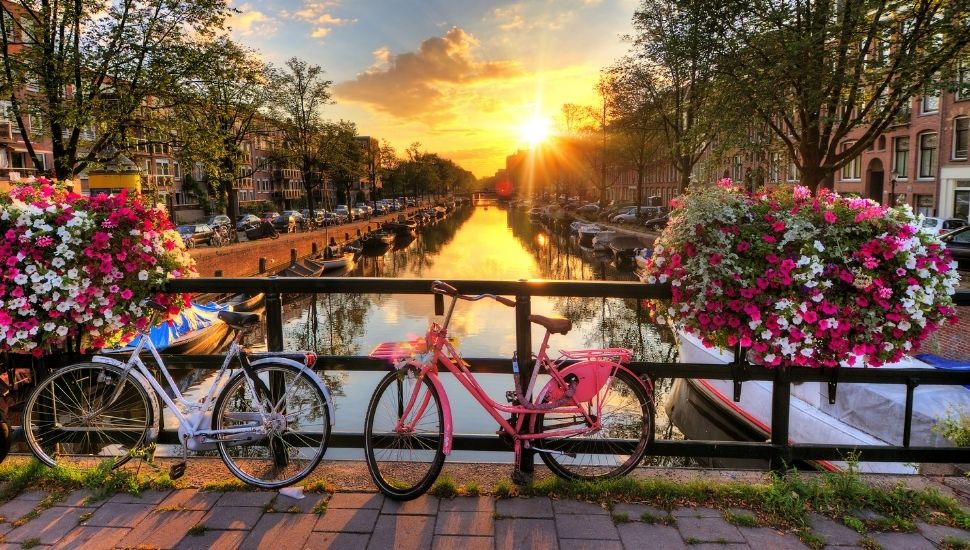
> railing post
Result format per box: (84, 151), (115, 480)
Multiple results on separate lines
(770, 366), (792, 471)
(258, 257), (267, 274)
(290, 248), (297, 265)
(265, 282), (283, 352)
(514, 280), (533, 480)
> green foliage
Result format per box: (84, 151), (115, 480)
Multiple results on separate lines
(934, 411), (970, 447)
(493, 480), (517, 499)
(843, 515), (866, 533)
(611, 512), (631, 523)
(187, 524), (208, 536)
(723, 510), (760, 527)
(430, 476), (459, 498)
(800, 531), (826, 549)
(20, 538), (40, 549)
(941, 536), (970, 550)
(463, 482), (481, 497)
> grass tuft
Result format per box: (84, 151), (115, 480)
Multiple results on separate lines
(611, 512), (631, 523)
(723, 510), (760, 527)
(941, 536), (970, 549)
(199, 479), (246, 492)
(186, 524), (208, 537)
(21, 538), (40, 549)
(429, 476), (459, 498)
(799, 531), (826, 550)
(493, 480), (516, 499)
(313, 500), (328, 515)
(463, 482), (481, 496)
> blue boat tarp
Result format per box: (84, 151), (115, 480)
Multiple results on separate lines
(915, 354), (970, 389)
(111, 301), (230, 352)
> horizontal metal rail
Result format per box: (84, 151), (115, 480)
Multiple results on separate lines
(151, 277), (970, 469)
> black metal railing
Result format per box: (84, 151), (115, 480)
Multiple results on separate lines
(162, 277), (970, 471)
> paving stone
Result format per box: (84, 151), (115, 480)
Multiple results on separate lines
(851, 508), (887, 522)
(214, 491), (276, 507)
(328, 492), (385, 509)
(676, 517), (746, 543)
(617, 523), (688, 550)
(200, 505), (264, 530)
(555, 512), (620, 540)
(916, 521), (970, 544)
(0, 497), (39, 522)
(435, 511), (494, 537)
(381, 494), (440, 515)
(495, 497), (554, 519)
(869, 532), (937, 550)
(494, 518), (558, 550)
(0, 523), (12, 537)
(305, 532), (371, 549)
(437, 496), (494, 513)
(552, 499), (609, 515)
(368, 514), (435, 550)
(174, 529), (248, 550)
(55, 490), (95, 508)
(314, 507), (379, 532)
(739, 527), (811, 549)
(807, 513), (864, 547)
(432, 535), (495, 550)
(5, 506), (92, 545)
(240, 513), (317, 550)
(158, 489), (223, 511)
(51, 526), (130, 550)
(557, 540), (623, 550)
(273, 491), (327, 513)
(671, 506), (723, 518)
(83, 502), (154, 528)
(117, 510), (206, 549)
(612, 503), (668, 522)
(107, 489), (172, 504)
(690, 544), (750, 550)
(17, 490), (49, 501)
(821, 547), (865, 550)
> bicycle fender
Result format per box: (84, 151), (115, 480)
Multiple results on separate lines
(537, 362), (643, 404)
(250, 357), (336, 427)
(397, 361), (453, 455)
(90, 356), (162, 442)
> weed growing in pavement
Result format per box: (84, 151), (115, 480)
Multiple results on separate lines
(20, 538), (40, 549)
(611, 512), (631, 523)
(0, 459), (174, 503)
(303, 479), (335, 494)
(198, 479), (246, 492)
(463, 482), (481, 496)
(723, 510), (760, 527)
(799, 530), (826, 550)
(493, 480), (516, 499)
(313, 500), (328, 515)
(429, 476), (458, 498)
(187, 524), (208, 536)
(78, 512), (92, 523)
(684, 536), (701, 544)
(285, 505), (301, 513)
(941, 536), (970, 549)
(640, 511), (663, 524)
(842, 515), (866, 533)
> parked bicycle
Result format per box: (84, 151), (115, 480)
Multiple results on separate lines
(22, 303), (333, 488)
(365, 281), (655, 500)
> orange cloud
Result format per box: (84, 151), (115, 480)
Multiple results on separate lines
(333, 27), (522, 121)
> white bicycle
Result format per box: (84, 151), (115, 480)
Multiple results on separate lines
(22, 304), (334, 488)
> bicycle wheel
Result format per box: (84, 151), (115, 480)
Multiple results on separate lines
(364, 366), (445, 500)
(23, 362), (153, 469)
(536, 368), (654, 480)
(213, 361), (331, 489)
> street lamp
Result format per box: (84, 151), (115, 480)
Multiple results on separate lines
(889, 169), (899, 207)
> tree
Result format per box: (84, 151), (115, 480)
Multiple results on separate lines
(722, 0), (970, 190)
(267, 58), (333, 216)
(173, 38), (269, 225)
(0, 0), (230, 179)
(625, 0), (728, 193)
(317, 120), (362, 206)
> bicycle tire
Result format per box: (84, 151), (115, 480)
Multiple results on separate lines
(213, 361), (331, 489)
(535, 368), (654, 481)
(23, 362), (153, 469)
(364, 366), (445, 500)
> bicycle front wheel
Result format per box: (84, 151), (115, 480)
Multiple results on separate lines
(23, 362), (153, 469)
(364, 366), (445, 500)
(213, 362), (331, 489)
(536, 368), (654, 480)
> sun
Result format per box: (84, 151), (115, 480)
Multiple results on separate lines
(520, 116), (552, 146)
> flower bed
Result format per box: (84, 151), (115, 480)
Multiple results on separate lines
(642, 180), (958, 368)
(0, 178), (195, 355)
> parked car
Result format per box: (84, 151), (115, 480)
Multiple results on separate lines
(301, 209), (325, 226)
(176, 224), (214, 248)
(355, 203), (373, 218)
(644, 215), (670, 231)
(577, 203), (600, 216)
(236, 214), (261, 232)
(260, 211), (279, 223)
(205, 214), (232, 232)
(351, 205), (367, 220)
(406, 198), (416, 207)
(942, 225), (970, 270)
(334, 205), (352, 221)
(922, 217), (967, 235)
(321, 211), (342, 226)
(271, 212), (298, 233)
(374, 202), (389, 216)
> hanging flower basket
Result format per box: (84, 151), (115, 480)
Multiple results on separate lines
(0, 178), (196, 356)
(642, 180), (959, 368)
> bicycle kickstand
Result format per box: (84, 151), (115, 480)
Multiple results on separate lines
(510, 440), (533, 486)
(169, 437), (188, 480)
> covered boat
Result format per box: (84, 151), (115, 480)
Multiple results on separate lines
(608, 235), (646, 267)
(669, 332), (970, 473)
(577, 224), (603, 247)
(112, 301), (233, 355)
(591, 229), (617, 251)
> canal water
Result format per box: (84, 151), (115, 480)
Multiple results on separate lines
(179, 204), (683, 463)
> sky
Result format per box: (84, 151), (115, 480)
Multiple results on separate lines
(228, 0), (638, 179)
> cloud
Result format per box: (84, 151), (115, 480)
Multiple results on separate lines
(490, 3), (576, 32)
(333, 27), (522, 121)
(230, 4), (277, 37)
(283, 0), (355, 40)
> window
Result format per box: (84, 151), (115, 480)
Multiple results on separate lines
(787, 157), (799, 182)
(842, 142), (861, 180)
(954, 117), (969, 160)
(769, 152), (780, 182)
(921, 90), (939, 114)
(918, 133), (938, 178)
(959, 60), (970, 101)
(893, 137), (909, 178)
(732, 156), (742, 181)
(917, 194), (935, 217)
(954, 190), (970, 220)
(155, 160), (170, 176)
(0, 100), (10, 122)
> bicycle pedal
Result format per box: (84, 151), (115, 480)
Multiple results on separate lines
(505, 391), (517, 404)
(169, 461), (186, 480)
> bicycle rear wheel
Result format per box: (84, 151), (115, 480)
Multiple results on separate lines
(536, 368), (653, 480)
(213, 362), (331, 489)
(23, 362), (153, 469)
(364, 366), (445, 500)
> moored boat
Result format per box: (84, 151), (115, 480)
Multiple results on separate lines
(577, 224), (602, 247)
(608, 235), (645, 266)
(591, 229), (617, 251)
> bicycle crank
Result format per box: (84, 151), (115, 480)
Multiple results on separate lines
(531, 446), (577, 459)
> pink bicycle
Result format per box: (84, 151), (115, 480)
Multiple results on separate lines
(365, 281), (655, 500)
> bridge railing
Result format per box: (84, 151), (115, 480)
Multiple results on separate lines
(160, 277), (970, 472)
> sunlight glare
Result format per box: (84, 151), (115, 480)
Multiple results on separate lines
(520, 116), (552, 147)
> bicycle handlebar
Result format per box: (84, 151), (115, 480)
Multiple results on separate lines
(430, 281), (515, 307)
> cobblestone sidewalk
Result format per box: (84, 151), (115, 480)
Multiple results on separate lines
(0, 487), (968, 550)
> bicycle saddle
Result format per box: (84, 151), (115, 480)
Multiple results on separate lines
(528, 314), (572, 335)
(218, 311), (260, 330)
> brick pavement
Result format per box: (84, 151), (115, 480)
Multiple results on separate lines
(0, 487), (966, 549)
